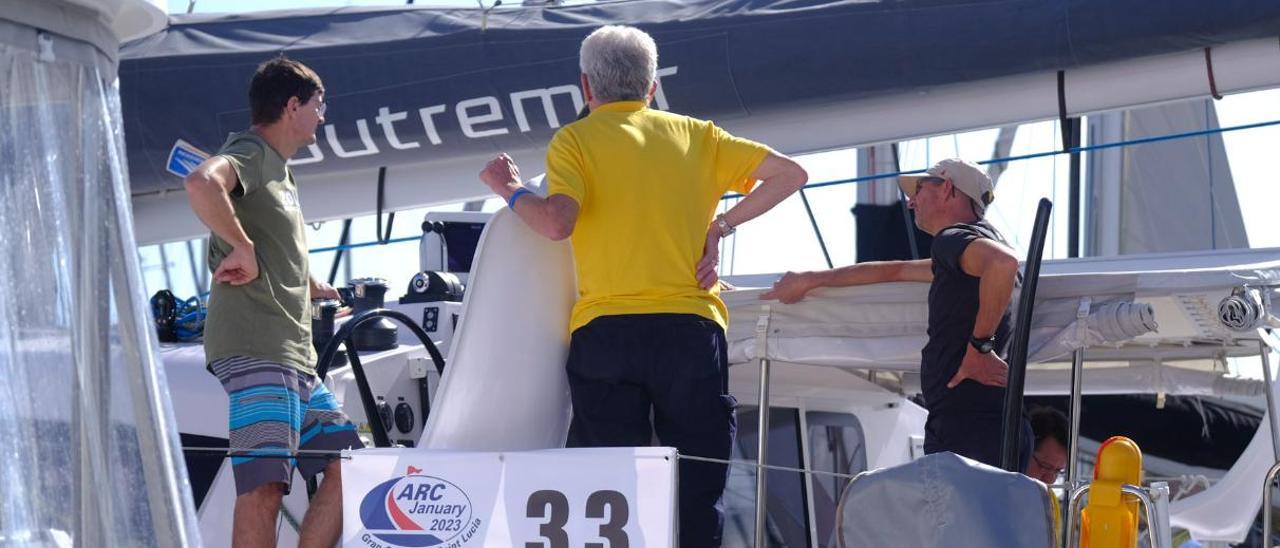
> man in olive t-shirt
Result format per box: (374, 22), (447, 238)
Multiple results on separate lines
(201, 130), (316, 372)
(184, 56), (360, 548)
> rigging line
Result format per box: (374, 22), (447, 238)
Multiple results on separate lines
(327, 218), (352, 285)
(720, 117), (1280, 199)
(729, 195), (741, 276)
(718, 200), (729, 278)
(677, 453), (860, 481)
(799, 189), (833, 268)
(186, 239), (206, 292)
(304, 117), (1278, 256)
(158, 243), (174, 292)
(890, 143), (920, 261)
(1051, 129), (1058, 256)
(1057, 70), (1070, 153)
(375, 166), (395, 245)
(1206, 100), (1217, 248)
(185, 445), (860, 481)
(182, 447), (352, 460)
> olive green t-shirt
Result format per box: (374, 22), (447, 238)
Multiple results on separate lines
(202, 131), (315, 374)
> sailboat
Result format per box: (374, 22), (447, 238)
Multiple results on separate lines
(4, 0), (1280, 546)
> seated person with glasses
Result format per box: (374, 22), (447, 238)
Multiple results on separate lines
(1026, 406), (1070, 484)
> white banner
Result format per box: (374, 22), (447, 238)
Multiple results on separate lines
(342, 447), (676, 548)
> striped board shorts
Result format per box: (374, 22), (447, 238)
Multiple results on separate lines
(209, 356), (363, 495)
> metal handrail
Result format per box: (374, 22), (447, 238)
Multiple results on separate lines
(1264, 462), (1280, 548)
(1259, 338), (1279, 461)
(1065, 484), (1161, 548)
(1260, 335), (1280, 548)
(752, 309), (773, 548)
(1066, 348), (1085, 487)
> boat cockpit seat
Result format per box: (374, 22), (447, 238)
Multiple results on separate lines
(836, 451), (1056, 548)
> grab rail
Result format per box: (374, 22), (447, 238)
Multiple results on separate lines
(1065, 483), (1169, 548)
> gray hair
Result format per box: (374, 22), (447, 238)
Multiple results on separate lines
(579, 25), (658, 103)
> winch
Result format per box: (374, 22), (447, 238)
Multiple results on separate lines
(347, 277), (399, 351)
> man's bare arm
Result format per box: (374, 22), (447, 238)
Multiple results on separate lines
(479, 154), (580, 241)
(184, 157), (258, 285)
(512, 194), (580, 241)
(695, 152), (808, 288)
(945, 238), (1019, 388)
(184, 157), (251, 248)
(718, 153), (808, 228)
(958, 238), (1019, 339)
(761, 259), (932, 304)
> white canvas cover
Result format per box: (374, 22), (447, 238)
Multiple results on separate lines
(723, 247), (1280, 396)
(726, 248), (1280, 543)
(1169, 389), (1278, 542)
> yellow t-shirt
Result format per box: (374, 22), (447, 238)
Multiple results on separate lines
(546, 100), (772, 333)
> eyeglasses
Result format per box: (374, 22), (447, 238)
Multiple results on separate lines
(1031, 452), (1065, 476)
(316, 99), (327, 117)
(917, 176), (946, 185)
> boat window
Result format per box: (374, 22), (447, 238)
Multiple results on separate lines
(722, 406), (810, 547)
(806, 411), (867, 547)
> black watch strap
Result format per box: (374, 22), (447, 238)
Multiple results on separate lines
(970, 335), (996, 354)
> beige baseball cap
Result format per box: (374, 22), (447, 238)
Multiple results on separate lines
(898, 158), (995, 216)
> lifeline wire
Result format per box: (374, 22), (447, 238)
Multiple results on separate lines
(307, 117), (1280, 255)
(181, 445), (862, 480)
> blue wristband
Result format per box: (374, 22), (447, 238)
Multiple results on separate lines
(508, 188), (532, 209)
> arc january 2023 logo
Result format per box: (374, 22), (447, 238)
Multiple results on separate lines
(357, 466), (483, 548)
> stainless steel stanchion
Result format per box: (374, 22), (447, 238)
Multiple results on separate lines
(754, 357), (772, 548)
(1067, 348), (1086, 486)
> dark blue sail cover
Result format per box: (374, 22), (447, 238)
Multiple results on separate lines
(120, 0), (1280, 196)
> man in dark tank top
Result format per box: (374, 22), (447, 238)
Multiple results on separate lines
(763, 158), (1032, 470)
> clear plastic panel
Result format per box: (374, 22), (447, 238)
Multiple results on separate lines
(0, 33), (200, 547)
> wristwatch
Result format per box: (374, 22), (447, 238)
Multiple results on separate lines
(715, 214), (736, 237)
(970, 335), (996, 354)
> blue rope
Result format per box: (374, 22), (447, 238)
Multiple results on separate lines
(308, 117), (1280, 255)
(310, 235), (418, 254)
(173, 294), (207, 341)
(723, 117), (1280, 198)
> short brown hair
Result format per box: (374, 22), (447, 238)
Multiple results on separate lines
(249, 55), (323, 125)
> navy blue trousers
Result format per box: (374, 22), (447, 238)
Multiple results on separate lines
(566, 313), (737, 548)
(924, 411), (1034, 472)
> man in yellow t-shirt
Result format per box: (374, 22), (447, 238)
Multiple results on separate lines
(479, 25), (807, 547)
